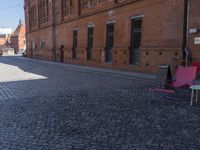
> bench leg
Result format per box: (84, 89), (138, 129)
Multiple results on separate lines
(191, 89), (194, 106)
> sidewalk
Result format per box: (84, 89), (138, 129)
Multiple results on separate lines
(64, 64), (156, 81)
(21, 56), (157, 81)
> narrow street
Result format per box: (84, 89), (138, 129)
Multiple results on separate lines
(0, 56), (200, 150)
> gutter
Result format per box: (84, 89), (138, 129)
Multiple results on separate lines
(182, 0), (190, 66)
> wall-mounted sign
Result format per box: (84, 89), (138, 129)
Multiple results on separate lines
(108, 10), (114, 16)
(189, 28), (198, 34)
(194, 37), (200, 45)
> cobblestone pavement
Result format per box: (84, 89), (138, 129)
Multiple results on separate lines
(0, 56), (200, 150)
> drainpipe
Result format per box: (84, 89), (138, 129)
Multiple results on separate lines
(51, 0), (56, 61)
(78, 0), (81, 16)
(27, 0), (33, 58)
(182, 0), (190, 66)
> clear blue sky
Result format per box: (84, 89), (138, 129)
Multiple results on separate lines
(0, 0), (24, 31)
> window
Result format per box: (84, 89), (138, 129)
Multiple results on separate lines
(90, 0), (96, 7)
(38, 0), (49, 25)
(82, 1), (89, 9)
(32, 41), (36, 50)
(46, 0), (49, 16)
(29, 4), (37, 28)
(105, 23), (114, 62)
(99, 0), (107, 3)
(130, 17), (142, 65)
(72, 30), (78, 59)
(61, 0), (67, 18)
(40, 40), (45, 49)
(87, 27), (94, 61)
(70, 0), (74, 14)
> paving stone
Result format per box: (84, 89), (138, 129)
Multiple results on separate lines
(0, 56), (200, 149)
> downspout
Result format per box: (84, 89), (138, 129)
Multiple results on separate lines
(182, 0), (190, 66)
(27, 0), (33, 58)
(78, 0), (81, 16)
(51, 0), (56, 61)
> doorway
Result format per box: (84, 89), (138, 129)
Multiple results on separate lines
(60, 45), (64, 63)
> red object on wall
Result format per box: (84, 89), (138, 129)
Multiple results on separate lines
(192, 62), (200, 73)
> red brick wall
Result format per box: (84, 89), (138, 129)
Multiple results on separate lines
(0, 37), (6, 46)
(10, 25), (26, 54)
(25, 0), (192, 73)
(188, 0), (200, 61)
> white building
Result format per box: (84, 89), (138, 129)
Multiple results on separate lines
(2, 48), (15, 56)
(0, 28), (12, 35)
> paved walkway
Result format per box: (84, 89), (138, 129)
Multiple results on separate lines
(21, 56), (156, 81)
(0, 56), (200, 150)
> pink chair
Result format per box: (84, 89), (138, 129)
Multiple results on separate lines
(173, 66), (197, 88)
(151, 66), (197, 94)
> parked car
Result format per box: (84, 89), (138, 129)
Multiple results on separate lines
(0, 50), (3, 56)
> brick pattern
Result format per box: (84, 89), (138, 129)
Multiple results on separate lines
(0, 83), (17, 101)
(24, 0), (195, 73)
(1, 56), (200, 149)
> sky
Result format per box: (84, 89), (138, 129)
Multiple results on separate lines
(0, 0), (24, 31)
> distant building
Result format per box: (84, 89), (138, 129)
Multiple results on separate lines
(1, 47), (15, 56)
(10, 22), (26, 54)
(0, 28), (12, 47)
(0, 35), (6, 46)
(0, 28), (12, 35)
(0, 28), (12, 56)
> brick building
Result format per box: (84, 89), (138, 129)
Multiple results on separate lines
(24, 0), (200, 73)
(10, 23), (26, 54)
(0, 35), (7, 46)
(188, 0), (200, 61)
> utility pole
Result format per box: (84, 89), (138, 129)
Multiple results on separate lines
(51, 0), (56, 61)
(27, 0), (33, 58)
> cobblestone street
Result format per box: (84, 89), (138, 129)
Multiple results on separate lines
(0, 56), (200, 150)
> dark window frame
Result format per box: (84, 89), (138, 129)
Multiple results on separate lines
(87, 26), (94, 61)
(72, 30), (78, 59)
(105, 23), (114, 63)
(129, 16), (143, 65)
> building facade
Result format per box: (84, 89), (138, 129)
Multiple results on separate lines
(24, 0), (200, 73)
(188, 0), (200, 61)
(10, 23), (26, 54)
(0, 35), (7, 46)
(0, 28), (12, 35)
(0, 28), (12, 47)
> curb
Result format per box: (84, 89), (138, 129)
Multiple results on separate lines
(18, 56), (156, 81)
